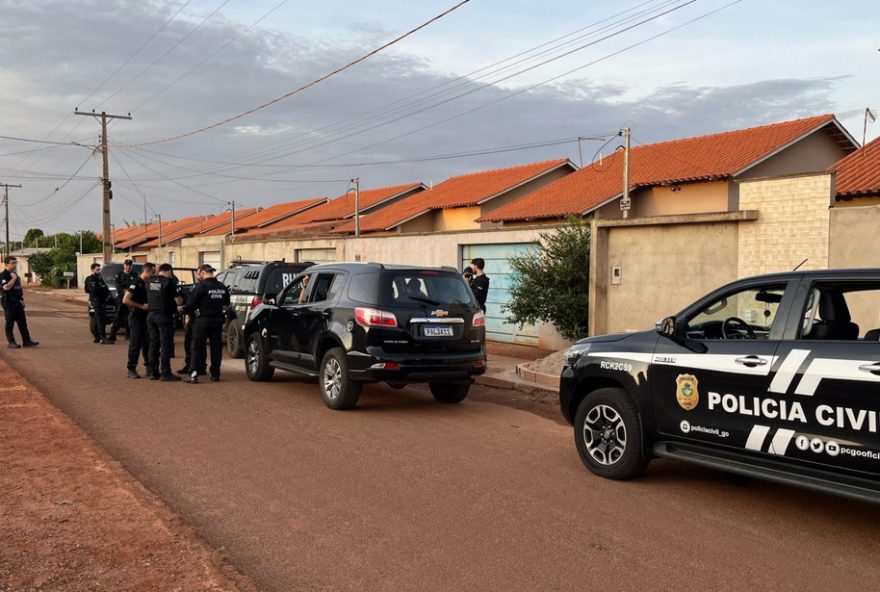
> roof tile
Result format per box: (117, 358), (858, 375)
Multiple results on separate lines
(832, 136), (880, 197)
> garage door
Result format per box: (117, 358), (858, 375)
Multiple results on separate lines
(295, 247), (337, 264)
(198, 251), (222, 269)
(461, 242), (538, 345)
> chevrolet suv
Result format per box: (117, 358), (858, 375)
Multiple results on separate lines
(242, 262), (487, 410)
(561, 269), (880, 503)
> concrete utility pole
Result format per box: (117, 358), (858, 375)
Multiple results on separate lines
(620, 127), (632, 219)
(157, 214), (163, 248)
(74, 109), (132, 262)
(0, 183), (22, 256)
(229, 200), (236, 241)
(351, 177), (361, 237)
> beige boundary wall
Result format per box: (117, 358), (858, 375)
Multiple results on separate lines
(829, 203), (880, 269)
(589, 211), (758, 336)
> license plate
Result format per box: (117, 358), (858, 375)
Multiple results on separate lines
(423, 326), (454, 337)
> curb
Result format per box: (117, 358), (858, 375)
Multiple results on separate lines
(475, 374), (558, 398)
(515, 362), (561, 389)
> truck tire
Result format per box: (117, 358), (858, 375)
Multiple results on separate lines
(319, 348), (361, 410)
(245, 333), (274, 382)
(429, 382), (470, 404)
(574, 388), (649, 480)
(227, 322), (245, 359)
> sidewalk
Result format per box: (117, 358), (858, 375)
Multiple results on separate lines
(478, 354), (559, 396)
(0, 356), (256, 592)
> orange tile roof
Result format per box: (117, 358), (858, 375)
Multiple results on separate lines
(333, 159), (571, 233)
(481, 114), (842, 223)
(197, 197), (328, 237)
(832, 136), (880, 198)
(117, 216), (204, 249)
(112, 223), (157, 246)
(139, 209), (258, 247)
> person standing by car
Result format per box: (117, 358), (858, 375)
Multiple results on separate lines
(0, 256), (37, 349)
(182, 264), (230, 384)
(108, 259), (137, 342)
(122, 263), (154, 379)
(85, 263), (112, 345)
(146, 263), (183, 381)
(469, 258), (490, 313)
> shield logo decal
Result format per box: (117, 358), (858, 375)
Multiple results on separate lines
(676, 374), (699, 411)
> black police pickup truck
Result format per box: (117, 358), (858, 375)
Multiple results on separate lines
(562, 269), (880, 503)
(243, 262), (486, 410)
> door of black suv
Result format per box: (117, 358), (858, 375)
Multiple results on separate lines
(651, 279), (798, 455)
(291, 272), (342, 369)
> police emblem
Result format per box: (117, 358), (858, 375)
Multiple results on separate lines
(675, 374), (699, 411)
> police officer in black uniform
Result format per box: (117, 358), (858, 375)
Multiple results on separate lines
(84, 263), (113, 344)
(0, 255), (38, 348)
(146, 263), (183, 381)
(109, 259), (137, 342)
(122, 262), (154, 378)
(182, 264), (230, 384)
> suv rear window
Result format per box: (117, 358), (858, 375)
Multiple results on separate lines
(263, 268), (301, 295)
(379, 270), (475, 308)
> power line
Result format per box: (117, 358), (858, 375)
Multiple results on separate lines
(0, 134), (93, 148)
(15, 151), (97, 208)
(115, 148), (227, 203)
(118, 0), (472, 147)
(131, 0), (291, 113)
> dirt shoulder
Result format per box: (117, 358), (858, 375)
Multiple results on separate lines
(0, 357), (257, 592)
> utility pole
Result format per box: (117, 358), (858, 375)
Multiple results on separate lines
(74, 109), (132, 262)
(351, 177), (361, 237)
(620, 127), (631, 219)
(229, 201), (236, 241)
(79, 231), (83, 254)
(157, 214), (163, 248)
(0, 183), (22, 256)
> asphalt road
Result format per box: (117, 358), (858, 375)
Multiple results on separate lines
(5, 293), (880, 592)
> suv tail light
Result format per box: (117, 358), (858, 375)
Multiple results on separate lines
(250, 296), (262, 309)
(472, 310), (485, 328)
(355, 307), (398, 328)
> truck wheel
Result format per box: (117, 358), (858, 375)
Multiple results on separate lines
(227, 322), (245, 358)
(429, 382), (470, 404)
(245, 333), (274, 382)
(574, 388), (649, 480)
(319, 348), (361, 410)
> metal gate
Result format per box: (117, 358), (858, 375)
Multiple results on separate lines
(461, 242), (538, 345)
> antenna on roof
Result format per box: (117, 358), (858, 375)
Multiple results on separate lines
(863, 108), (876, 152)
(793, 258), (808, 271)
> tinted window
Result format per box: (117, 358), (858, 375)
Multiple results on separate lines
(310, 273), (336, 303)
(379, 271), (476, 308)
(686, 283), (786, 340)
(237, 270), (259, 294)
(800, 281), (880, 341)
(348, 272), (379, 304)
(280, 274), (311, 306)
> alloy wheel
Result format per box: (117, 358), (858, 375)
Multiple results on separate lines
(323, 358), (342, 400)
(583, 404), (627, 466)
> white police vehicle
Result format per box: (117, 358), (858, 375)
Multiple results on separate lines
(561, 269), (880, 503)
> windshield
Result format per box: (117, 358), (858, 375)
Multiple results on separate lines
(379, 270), (476, 308)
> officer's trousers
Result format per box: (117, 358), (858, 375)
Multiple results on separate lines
(191, 317), (223, 379)
(110, 302), (129, 338)
(146, 312), (174, 377)
(90, 301), (107, 341)
(3, 300), (30, 344)
(127, 312), (149, 371)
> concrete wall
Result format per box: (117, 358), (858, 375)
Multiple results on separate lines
(739, 129), (848, 180)
(590, 213), (754, 336)
(829, 204), (880, 268)
(632, 180), (730, 218)
(737, 172), (833, 277)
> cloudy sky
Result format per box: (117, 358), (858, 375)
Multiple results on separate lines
(0, 0), (875, 239)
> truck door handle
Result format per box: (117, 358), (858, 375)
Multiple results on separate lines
(735, 356), (768, 367)
(858, 362), (880, 375)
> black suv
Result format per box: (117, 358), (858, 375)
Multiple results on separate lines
(562, 268), (880, 503)
(216, 260), (314, 358)
(242, 262), (487, 410)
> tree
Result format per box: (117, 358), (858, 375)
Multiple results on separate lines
(505, 217), (590, 341)
(22, 228), (44, 246)
(26, 231), (102, 288)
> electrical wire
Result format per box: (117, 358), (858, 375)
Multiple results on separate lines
(16, 151), (98, 208)
(115, 148), (227, 203)
(118, 0), (472, 147)
(0, 134), (92, 148)
(131, 0), (291, 113)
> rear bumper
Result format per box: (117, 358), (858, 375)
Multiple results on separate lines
(348, 348), (487, 383)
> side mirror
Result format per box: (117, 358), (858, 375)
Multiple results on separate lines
(656, 316), (677, 337)
(263, 293), (277, 306)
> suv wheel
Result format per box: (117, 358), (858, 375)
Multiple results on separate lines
(574, 388), (649, 480)
(429, 382), (470, 404)
(319, 348), (361, 410)
(227, 322), (245, 358)
(245, 333), (274, 382)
